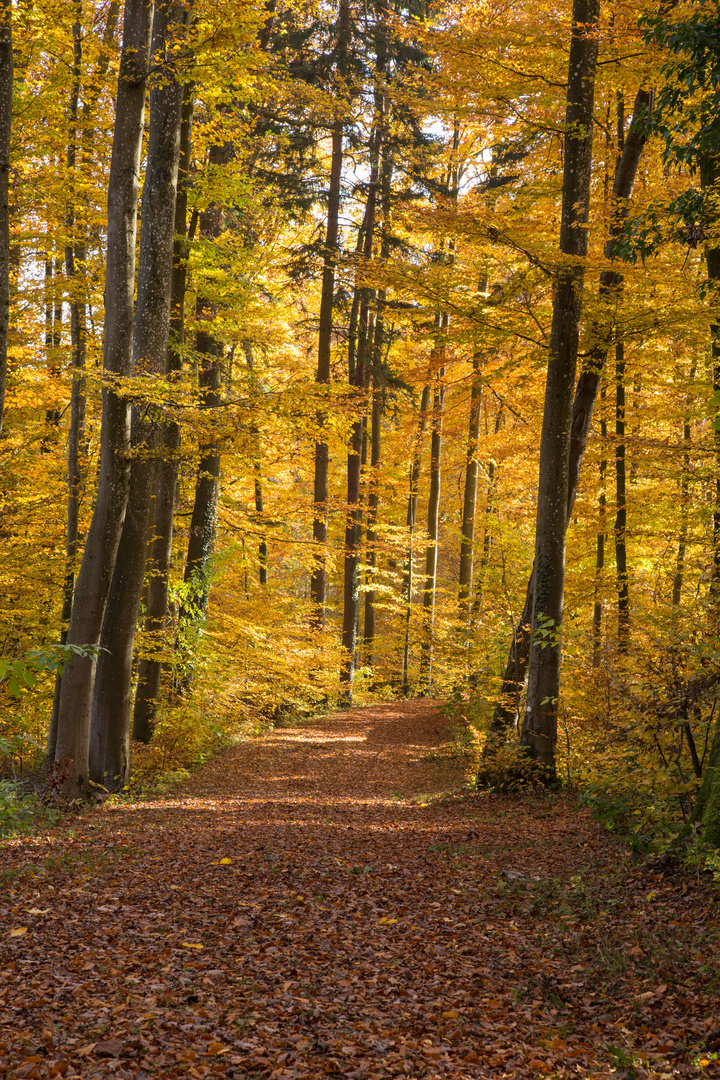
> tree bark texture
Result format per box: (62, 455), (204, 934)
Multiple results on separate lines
(363, 350), (382, 666)
(132, 82), (194, 742)
(0, 0), (11, 439)
(592, 383), (607, 667)
(672, 366), (694, 607)
(458, 350), (482, 621)
(48, 2), (121, 762)
(419, 357), (445, 692)
(484, 82), (651, 753)
(243, 340), (268, 586)
(54, 0), (153, 796)
(614, 339), (630, 652)
(175, 144), (229, 691)
(401, 383), (431, 694)
(89, 0), (188, 790)
(340, 142), (379, 698)
(310, 0), (350, 623)
(521, 0), (600, 775)
(363, 137), (391, 668)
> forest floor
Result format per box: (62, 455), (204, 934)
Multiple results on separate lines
(1, 699), (720, 1080)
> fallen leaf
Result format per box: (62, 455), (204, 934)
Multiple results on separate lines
(94, 1039), (124, 1058)
(182, 942), (204, 949)
(8, 926), (28, 937)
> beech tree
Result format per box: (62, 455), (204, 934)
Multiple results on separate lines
(54, 0), (154, 796)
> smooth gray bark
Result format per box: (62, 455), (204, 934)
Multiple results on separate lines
(54, 0), (153, 796)
(132, 83), (194, 742)
(89, 0), (188, 790)
(521, 0), (600, 775)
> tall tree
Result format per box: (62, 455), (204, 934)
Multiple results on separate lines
(54, 0), (154, 796)
(458, 348), (483, 622)
(132, 82), (194, 742)
(521, 0), (601, 777)
(0, 0), (11, 439)
(48, 0), (121, 762)
(310, 0), (350, 624)
(614, 337), (630, 652)
(483, 84), (651, 753)
(419, 344), (445, 692)
(89, 0), (190, 791)
(401, 383), (431, 694)
(174, 142), (231, 694)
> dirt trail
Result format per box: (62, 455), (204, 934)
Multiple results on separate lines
(1, 701), (718, 1080)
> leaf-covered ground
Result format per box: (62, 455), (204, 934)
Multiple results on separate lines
(1, 700), (719, 1080)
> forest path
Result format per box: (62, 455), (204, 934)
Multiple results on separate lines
(2, 700), (718, 1080)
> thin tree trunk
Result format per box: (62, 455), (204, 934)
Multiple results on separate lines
(672, 365), (695, 607)
(54, 0), (153, 796)
(458, 350), (482, 621)
(48, 12), (84, 757)
(614, 338), (630, 652)
(363, 345), (382, 666)
(484, 83), (651, 753)
(310, 0), (350, 623)
(522, 0), (600, 777)
(0, 0), (11, 439)
(340, 190), (378, 698)
(175, 143), (229, 691)
(363, 134), (391, 669)
(132, 82), (194, 743)
(419, 355), (445, 692)
(401, 383), (431, 694)
(89, 0), (188, 790)
(592, 382), (607, 666)
(243, 340), (268, 586)
(472, 404), (503, 622)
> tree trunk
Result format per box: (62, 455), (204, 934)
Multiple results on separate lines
(363, 135), (391, 669)
(54, 0), (153, 797)
(47, 1), (120, 763)
(614, 339), (630, 652)
(340, 216), (378, 697)
(672, 365), (694, 607)
(363, 346), (382, 667)
(310, 0), (350, 624)
(689, 718), (720, 847)
(458, 350), (482, 621)
(48, 12), (84, 758)
(521, 0), (600, 777)
(401, 383), (431, 694)
(700, 151), (720, 619)
(175, 154), (228, 690)
(132, 82), (194, 743)
(472, 404), (503, 622)
(419, 356), (445, 692)
(89, 0), (188, 791)
(244, 340), (268, 586)
(483, 83), (651, 753)
(592, 382), (607, 667)
(0, 0), (11, 439)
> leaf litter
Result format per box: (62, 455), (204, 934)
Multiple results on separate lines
(1, 699), (719, 1079)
